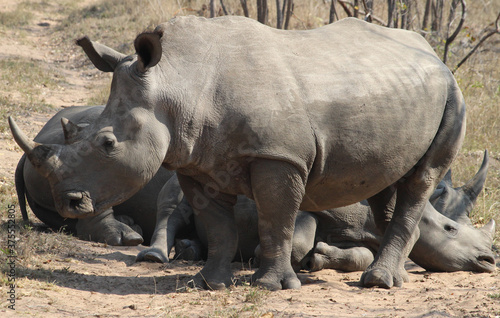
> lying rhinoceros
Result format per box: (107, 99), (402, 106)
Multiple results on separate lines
(136, 157), (496, 274)
(10, 17), (467, 289)
(17, 106), (496, 275)
(15, 105), (173, 246)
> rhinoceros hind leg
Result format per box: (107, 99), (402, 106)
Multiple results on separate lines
(362, 85), (466, 288)
(308, 242), (375, 272)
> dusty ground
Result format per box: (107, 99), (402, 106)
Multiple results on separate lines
(2, 241), (500, 318)
(0, 1), (499, 317)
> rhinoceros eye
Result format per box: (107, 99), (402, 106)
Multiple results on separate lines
(444, 224), (458, 236)
(103, 138), (115, 148)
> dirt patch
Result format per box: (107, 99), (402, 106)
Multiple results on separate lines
(1, 240), (499, 318)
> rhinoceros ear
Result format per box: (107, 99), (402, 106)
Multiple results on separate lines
(76, 36), (126, 72)
(61, 117), (85, 144)
(134, 30), (163, 73)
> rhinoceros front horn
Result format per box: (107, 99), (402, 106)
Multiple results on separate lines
(9, 116), (37, 154)
(460, 150), (489, 215)
(9, 116), (59, 177)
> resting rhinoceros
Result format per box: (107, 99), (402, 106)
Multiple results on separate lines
(136, 155), (496, 274)
(14, 105), (173, 245)
(9, 16), (467, 289)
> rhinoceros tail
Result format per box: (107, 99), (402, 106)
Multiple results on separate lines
(15, 154), (29, 221)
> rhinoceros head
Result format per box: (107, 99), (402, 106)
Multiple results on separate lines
(9, 31), (169, 218)
(411, 151), (496, 273)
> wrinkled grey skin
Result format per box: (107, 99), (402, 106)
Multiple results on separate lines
(10, 17), (467, 289)
(137, 154), (496, 274)
(15, 106), (173, 245)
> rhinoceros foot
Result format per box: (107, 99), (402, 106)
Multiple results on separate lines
(174, 239), (203, 261)
(136, 247), (169, 263)
(189, 269), (232, 291)
(308, 242), (339, 271)
(360, 265), (409, 289)
(251, 269), (301, 291)
(76, 210), (144, 246)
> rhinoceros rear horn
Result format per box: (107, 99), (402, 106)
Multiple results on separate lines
(9, 116), (60, 178)
(76, 36), (126, 72)
(460, 150), (489, 213)
(481, 219), (496, 239)
(61, 117), (84, 144)
(134, 31), (162, 72)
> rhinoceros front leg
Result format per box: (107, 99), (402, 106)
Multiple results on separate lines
(177, 173), (238, 290)
(76, 208), (143, 246)
(250, 160), (304, 290)
(136, 174), (188, 263)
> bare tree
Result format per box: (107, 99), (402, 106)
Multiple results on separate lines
(432, 0), (444, 33)
(240, 0), (249, 17)
(257, 0), (268, 24)
(284, 0), (294, 30)
(329, 0), (338, 23)
(453, 12), (500, 73)
(387, 0), (396, 27)
(276, 0), (284, 28)
(443, 0), (466, 64)
(422, 0), (432, 30)
(220, 0), (229, 15)
(361, 0), (372, 23)
(209, 0), (215, 18)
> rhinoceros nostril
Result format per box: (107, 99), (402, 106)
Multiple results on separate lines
(65, 192), (83, 200)
(478, 255), (495, 265)
(64, 192), (84, 210)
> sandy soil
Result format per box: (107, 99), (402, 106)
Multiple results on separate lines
(1, 240), (500, 318)
(0, 1), (499, 317)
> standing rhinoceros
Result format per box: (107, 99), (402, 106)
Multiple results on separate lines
(14, 105), (173, 246)
(136, 152), (495, 274)
(9, 16), (467, 289)
(18, 107), (495, 274)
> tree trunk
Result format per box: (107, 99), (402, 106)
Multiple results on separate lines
(422, 0), (432, 31)
(240, 0), (249, 17)
(329, 0), (338, 24)
(209, 0), (215, 18)
(257, 0), (268, 25)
